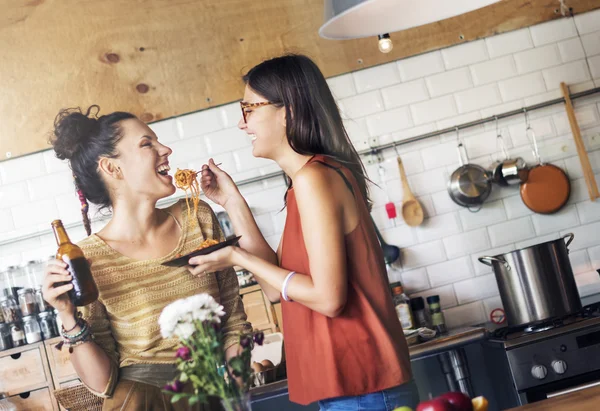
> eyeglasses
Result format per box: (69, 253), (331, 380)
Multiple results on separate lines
(240, 101), (274, 123)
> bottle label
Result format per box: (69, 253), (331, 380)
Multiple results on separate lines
(395, 304), (414, 329)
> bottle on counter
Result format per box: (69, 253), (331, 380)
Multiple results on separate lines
(410, 296), (430, 329)
(51, 220), (99, 306)
(38, 311), (58, 340)
(426, 295), (447, 334)
(9, 322), (26, 347)
(392, 285), (414, 330)
(17, 288), (37, 317)
(0, 323), (12, 351)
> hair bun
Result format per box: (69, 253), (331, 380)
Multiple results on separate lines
(51, 106), (100, 160)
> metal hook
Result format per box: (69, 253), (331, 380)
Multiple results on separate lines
(393, 142), (400, 157)
(523, 108), (530, 129)
(495, 115), (500, 137)
(455, 126), (461, 144)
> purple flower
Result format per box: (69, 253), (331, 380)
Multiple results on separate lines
(253, 331), (264, 346)
(176, 346), (191, 361)
(172, 380), (184, 392)
(240, 336), (251, 348)
(164, 380), (184, 393)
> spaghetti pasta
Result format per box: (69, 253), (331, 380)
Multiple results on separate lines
(174, 168), (200, 222)
(175, 238), (219, 258)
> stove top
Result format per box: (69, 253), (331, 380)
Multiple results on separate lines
(488, 302), (600, 349)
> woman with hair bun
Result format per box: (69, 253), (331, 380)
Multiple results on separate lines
(42, 105), (253, 410)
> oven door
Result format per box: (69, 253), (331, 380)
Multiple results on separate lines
(520, 369), (600, 404)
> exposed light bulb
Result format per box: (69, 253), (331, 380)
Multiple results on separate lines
(378, 34), (393, 53)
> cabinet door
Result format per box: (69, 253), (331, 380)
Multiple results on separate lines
(0, 347), (48, 395)
(45, 340), (77, 383)
(242, 290), (271, 329)
(273, 302), (283, 333)
(10, 388), (55, 411)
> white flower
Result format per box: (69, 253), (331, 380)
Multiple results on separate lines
(159, 293), (226, 339)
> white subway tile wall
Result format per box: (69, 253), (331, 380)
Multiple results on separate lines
(2, 13), (600, 328)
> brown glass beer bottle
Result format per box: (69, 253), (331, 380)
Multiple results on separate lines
(51, 220), (99, 306)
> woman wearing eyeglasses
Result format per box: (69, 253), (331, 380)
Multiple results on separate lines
(186, 54), (419, 411)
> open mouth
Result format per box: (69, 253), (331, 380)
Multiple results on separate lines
(156, 164), (171, 176)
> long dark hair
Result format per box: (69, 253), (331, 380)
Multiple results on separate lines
(243, 54), (371, 209)
(51, 105), (135, 235)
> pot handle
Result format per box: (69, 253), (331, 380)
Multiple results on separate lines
(468, 205), (483, 213)
(478, 256), (511, 271)
(562, 233), (575, 249)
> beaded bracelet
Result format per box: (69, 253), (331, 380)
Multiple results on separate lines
(61, 321), (89, 339)
(62, 311), (84, 334)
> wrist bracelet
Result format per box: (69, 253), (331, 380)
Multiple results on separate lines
(62, 311), (83, 333)
(61, 321), (89, 340)
(282, 271), (296, 302)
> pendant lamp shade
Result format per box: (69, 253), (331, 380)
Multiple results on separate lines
(319, 0), (502, 40)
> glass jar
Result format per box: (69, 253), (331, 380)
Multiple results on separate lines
(0, 294), (21, 324)
(10, 322), (26, 347)
(410, 296), (430, 329)
(54, 309), (63, 334)
(23, 316), (42, 344)
(38, 311), (58, 339)
(0, 323), (12, 351)
(23, 260), (45, 289)
(5, 266), (23, 300)
(34, 286), (51, 313)
(426, 295), (447, 334)
(17, 288), (37, 316)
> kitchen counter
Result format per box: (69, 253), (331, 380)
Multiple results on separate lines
(251, 326), (488, 400)
(507, 384), (600, 411)
(408, 326), (488, 360)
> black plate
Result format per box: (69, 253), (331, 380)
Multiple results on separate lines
(162, 236), (242, 267)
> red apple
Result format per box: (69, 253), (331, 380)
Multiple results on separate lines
(438, 392), (473, 411)
(416, 398), (456, 411)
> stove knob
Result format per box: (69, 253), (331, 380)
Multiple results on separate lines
(531, 365), (548, 380)
(551, 360), (567, 375)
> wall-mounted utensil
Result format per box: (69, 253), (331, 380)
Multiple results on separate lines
(448, 130), (492, 212)
(377, 165), (398, 226)
(371, 216), (400, 265)
(397, 156), (424, 227)
(489, 124), (529, 186)
(519, 118), (570, 214)
(561, 82), (600, 201)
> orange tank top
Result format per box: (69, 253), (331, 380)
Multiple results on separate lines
(279, 155), (412, 405)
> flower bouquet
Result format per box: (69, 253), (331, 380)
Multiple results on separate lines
(158, 294), (263, 411)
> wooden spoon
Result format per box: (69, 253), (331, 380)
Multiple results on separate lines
(397, 157), (424, 226)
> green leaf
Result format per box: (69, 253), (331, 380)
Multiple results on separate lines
(228, 356), (244, 374)
(189, 374), (203, 386)
(188, 396), (201, 406)
(170, 393), (186, 403)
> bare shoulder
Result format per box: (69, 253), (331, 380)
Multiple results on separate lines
(294, 162), (336, 193)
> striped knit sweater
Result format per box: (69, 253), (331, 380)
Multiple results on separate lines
(77, 199), (250, 398)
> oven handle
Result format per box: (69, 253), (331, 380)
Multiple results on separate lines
(546, 380), (600, 398)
